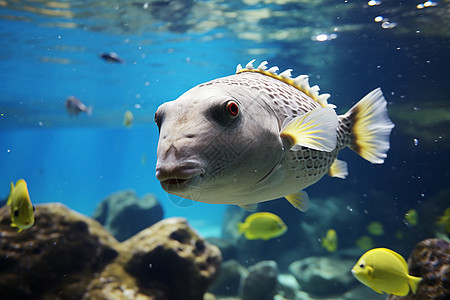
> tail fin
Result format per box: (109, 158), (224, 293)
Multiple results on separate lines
(408, 274), (422, 294)
(343, 88), (394, 164)
(237, 222), (248, 235)
(86, 106), (93, 116)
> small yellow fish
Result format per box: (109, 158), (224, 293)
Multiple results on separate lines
(322, 229), (338, 252)
(7, 179), (35, 232)
(123, 110), (133, 128)
(404, 209), (418, 226)
(355, 235), (374, 251)
(367, 221), (384, 236)
(352, 248), (422, 296)
(237, 212), (287, 240)
(436, 207), (450, 233)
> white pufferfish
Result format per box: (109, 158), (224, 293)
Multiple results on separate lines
(154, 60), (394, 211)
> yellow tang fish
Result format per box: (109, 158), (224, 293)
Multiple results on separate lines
(322, 229), (338, 252)
(355, 235), (374, 251)
(237, 212), (287, 240)
(352, 248), (422, 296)
(436, 207), (450, 233)
(123, 110), (133, 128)
(404, 209), (418, 226)
(7, 179), (35, 232)
(367, 221), (384, 236)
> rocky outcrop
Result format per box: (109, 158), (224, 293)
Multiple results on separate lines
(387, 238), (450, 300)
(209, 259), (247, 296)
(289, 256), (355, 296)
(93, 190), (163, 242)
(0, 203), (221, 300)
(0, 203), (119, 300)
(240, 260), (279, 300)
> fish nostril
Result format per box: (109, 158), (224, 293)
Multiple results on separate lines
(185, 134), (195, 139)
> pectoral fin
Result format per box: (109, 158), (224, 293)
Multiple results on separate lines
(370, 286), (384, 294)
(328, 159), (348, 179)
(239, 203), (258, 212)
(280, 107), (338, 152)
(285, 190), (310, 212)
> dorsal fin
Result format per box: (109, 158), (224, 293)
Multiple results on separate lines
(236, 59), (335, 108)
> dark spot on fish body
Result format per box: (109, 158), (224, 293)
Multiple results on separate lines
(348, 106), (360, 153)
(302, 149), (311, 159)
(314, 160), (321, 168)
(308, 169), (318, 176)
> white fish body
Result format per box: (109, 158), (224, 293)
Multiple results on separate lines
(155, 60), (394, 211)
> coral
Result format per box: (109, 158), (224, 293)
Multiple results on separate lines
(0, 204), (221, 300)
(388, 238), (450, 300)
(93, 190), (163, 242)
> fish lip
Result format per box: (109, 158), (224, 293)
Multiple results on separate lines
(156, 163), (204, 190)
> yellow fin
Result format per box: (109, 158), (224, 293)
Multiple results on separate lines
(280, 107), (338, 152)
(285, 190), (309, 212)
(371, 285), (384, 294)
(408, 274), (422, 294)
(328, 159), (348, 179)
(237, 222), (248, 235)
(7, 182), (14, 206)
(345, 88), (395, 164)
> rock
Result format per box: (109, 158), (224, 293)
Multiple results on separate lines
(289, 256), (355, 296)
(207, 237), (238, 261)
(0, 203), (119, 300)
(240, 260), (279, 300)
(0, 204), (221, 300)
(343, 285), (385, 300)
(387, 238), (450, 300)
(93, 190), (163, 242)
(277, 273), (301, 299)
(209, 259), (248, 296)
(86, 217), (222, 300)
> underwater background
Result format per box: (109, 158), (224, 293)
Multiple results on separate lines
(0, 1), (449, 300)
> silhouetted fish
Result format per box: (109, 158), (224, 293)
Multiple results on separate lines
(65, 96), (92, 116)
(99, 52), (124, 63)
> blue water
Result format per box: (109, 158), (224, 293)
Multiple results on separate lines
(1, 0), (449, 241)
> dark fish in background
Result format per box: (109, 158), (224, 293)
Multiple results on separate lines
(65, 96), (92, 116)
(99, 52), (124, 63)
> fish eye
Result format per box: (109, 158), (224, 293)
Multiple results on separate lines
(359, 263), (365, 268)
(14, 209), (19, 217)
(226, 101), (239, 118)
(32, 206), (35, 212)
(209, 100), (241, 126)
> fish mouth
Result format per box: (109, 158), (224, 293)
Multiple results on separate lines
(156, 164), (204, 191)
